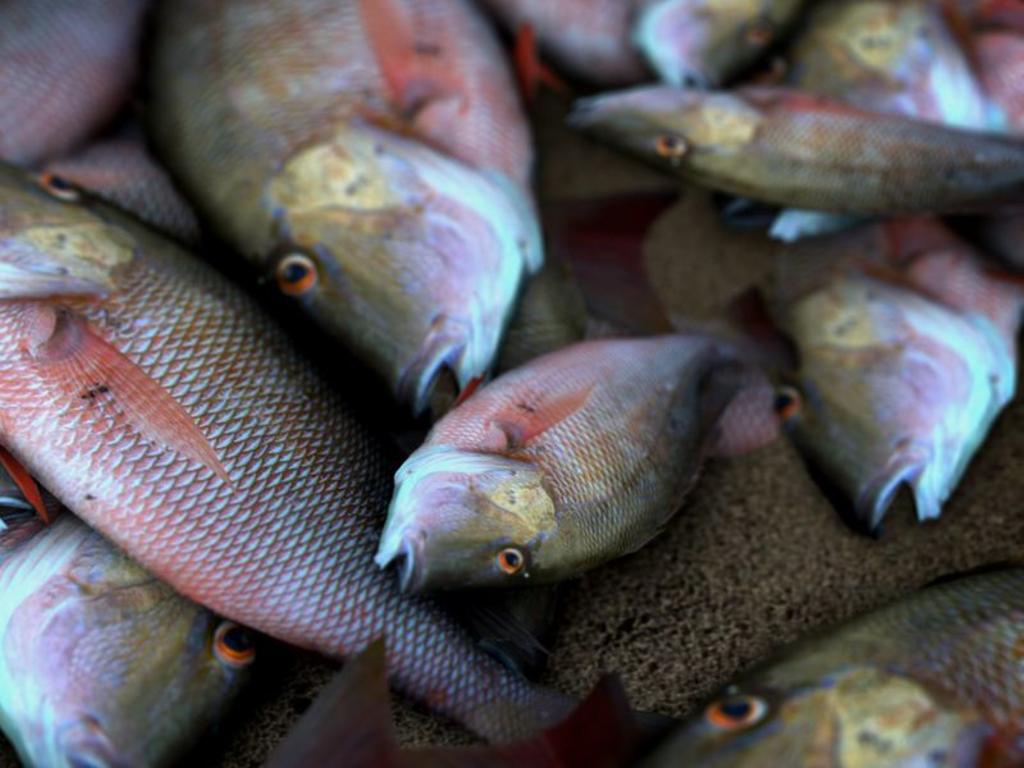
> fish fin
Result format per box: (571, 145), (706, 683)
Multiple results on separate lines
(0, 446), (53, 524)
(414, 676), (673, 767)
(358, 0), (463, 121)
(445, 587), (558, 678)
(452, 376), (484, 408)
(264, 640), (398, 768)
(496, 384), (595, 448)
(705, 366), (780, 458)
(547, 192), (678, 334)
(25, 307), (230, 484)
(514, 24), (569, 104)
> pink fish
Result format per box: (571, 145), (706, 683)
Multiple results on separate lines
(0, 0), (150, 165)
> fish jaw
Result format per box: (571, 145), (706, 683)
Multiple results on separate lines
(376, 445), (556, 593)
(633, 0), (714, 88)
(269, 124), (542, 414)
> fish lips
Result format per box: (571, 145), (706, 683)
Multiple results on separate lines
(854, 443), (935, 531)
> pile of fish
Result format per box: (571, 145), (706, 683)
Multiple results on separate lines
(0, 0), (1022, 766)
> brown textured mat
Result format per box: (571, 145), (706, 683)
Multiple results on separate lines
(3, 96), (1023, 768)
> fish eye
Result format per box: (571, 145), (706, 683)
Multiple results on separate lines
(497, 547), (525, 575)
(213, 621), (256, 668)
(38, 172), (81, 202)
(275, 253), (318, 296)
(655, 134), (689, 160)
(773, 386), (803, 422)
(745, 19), (775, 47)
(705, 695), (768, 730)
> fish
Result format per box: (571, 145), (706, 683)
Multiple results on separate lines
(0, 489), (253, 767)
(0, 163), (572, 742)
(976, 31), (1024, 132)
(786, 0), (989, 129)
(376, 335), (746, 592)
(770, 0), (991, 242)
(569, 86), (1024, 216)
(148, 0), (542, 414)
(0, 0), (150, 166)
(769, 218), (1022, 529)
(640, 568), (1024, 767)
(43, 131), (202, 246)
(475, 0), (648, 86)
(633, 0), (805, 88)
(264, 640), (663, 768)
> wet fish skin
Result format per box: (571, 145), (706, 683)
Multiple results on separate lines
(771, 219), (1021, 529)
(787, 0), (989, 129)
(977, 31), (1024, 132)
(0, 508), (251, 768)
(569, 85), (1024, 216)
(149, 0), (541, 414)
(641, 568), (1024, 767)
(0, 0), (150, 166)
(634, 0), (804, 88)
(377, 336), (742, 591)
(0, 163), (571, 742)
(475, 0), (648, 85)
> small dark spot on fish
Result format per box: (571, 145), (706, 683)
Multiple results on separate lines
(516, 402), (536, 413)
(414, 41), (442, 56)
(857, 730), (892, 752)
(927, 749), (948, 766)
(373, 143), (384, 156)
(344, 175), (369, 197)
(85, 494), (95, 501)
(56, 234), (67, 247)
(81, 383), (111, 400)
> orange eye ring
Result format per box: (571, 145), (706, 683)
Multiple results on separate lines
(214, 621), (256, 668)
(497, 547), (525, 575)
(705, 695), (768, 730)
(275, 253), (318, 296)
(773, 386), (803, 423)
(745, 19), (775, 47)
(38, 172), (81, 202)
(655, 133), (688, 159)
(655, 134), (688, 160)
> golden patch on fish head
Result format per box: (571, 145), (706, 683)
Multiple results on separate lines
(686, 94), (761, 150)
(832, 668), (985, 767)
(834, 5), (909, 75)
(789, 281), (893, 351)
(469, 469), (557, 533)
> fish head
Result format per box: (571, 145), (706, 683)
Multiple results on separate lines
(648, 666), (993, 766)
(0, 523), (253, 767)
(634, 0), (789, 87)
(376, 446), (558, 592)
(265, 123), (542, 414)
(569, 86), (761, 172)
(772, 274), (1015, 530)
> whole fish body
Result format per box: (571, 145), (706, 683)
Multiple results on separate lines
(634, 0), (805, 88)
(770, 219), (1021, 529)
(0, 163), (571, 742)
(642, 568), (1024, 767)
(0, 0), (150, 166)
(149, 0), (542, 414)
(570, 86), (1024, 216)
(476, 0), (648, 85)
(0, 501), (252, 767)
(376, 336), (744, 592)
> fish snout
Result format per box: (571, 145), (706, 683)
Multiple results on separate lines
(57, 715), (128, 768)
(391, 532), (428, 595)
(856, 443), (933, 531)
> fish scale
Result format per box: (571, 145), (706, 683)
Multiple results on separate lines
(0, 0), (150, 166)
(0, 164), (569, 742)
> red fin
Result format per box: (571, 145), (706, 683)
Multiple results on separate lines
(24, 306), (229, 484)
(263, 640), (398, 768)
(453, 376), (483, 408)
(0, 447), (52, 524)
(358, 0), (460, 118)
(514, 24), (569, 104)
(547, 192), (678, 334)
(496, 384), (595, 450)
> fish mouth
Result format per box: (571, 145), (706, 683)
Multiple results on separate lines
(396, 316), (474, 416)
(855, 444), (933, 531)
(387, 534), (427, 595)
